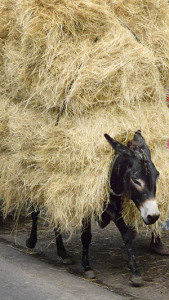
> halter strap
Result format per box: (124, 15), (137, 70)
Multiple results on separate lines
(110, 189), (123, 197)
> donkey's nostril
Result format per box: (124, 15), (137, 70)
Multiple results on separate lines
(147, 214), (160, 224)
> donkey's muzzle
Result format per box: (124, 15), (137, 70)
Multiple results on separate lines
(140, 198), (160, 225)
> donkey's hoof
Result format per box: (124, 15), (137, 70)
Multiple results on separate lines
(150, 243), (169, 256)
(26, 238), (37, 249)
(61, 256), (74, 265)
(84, 269), (95, 279)
(130, 275), (143, 287)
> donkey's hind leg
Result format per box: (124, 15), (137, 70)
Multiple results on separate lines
(81, 219), (95, 279)
(54, 228), (73, 265)
(26, 210), (40, 249)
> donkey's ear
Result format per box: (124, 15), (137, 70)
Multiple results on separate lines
(134, 130), (144, 144)
(104, 134), (134, 156)
(134, 130), (149, 147)
(134, 130), (151, 160)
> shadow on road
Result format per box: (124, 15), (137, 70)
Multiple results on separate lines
(0, 216), (169, 300)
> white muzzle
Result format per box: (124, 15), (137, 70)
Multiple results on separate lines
(140, 198), (160, 225)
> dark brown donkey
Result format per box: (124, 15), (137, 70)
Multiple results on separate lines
(26, 130), (160, 286)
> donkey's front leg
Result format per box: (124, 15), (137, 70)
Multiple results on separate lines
(114, 215), (143, 287)
(54, 228), (73, 265)
(81, 219), (95, 279)
(26, 210), (40, 249)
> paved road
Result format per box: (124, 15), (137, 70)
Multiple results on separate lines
(1, 217), (169, 300)
(0, 241), (127, 300)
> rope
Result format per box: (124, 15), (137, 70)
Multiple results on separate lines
(55, 79), (75, 126)
(55, 100), (67, 126)
(117, 17), (140, 43)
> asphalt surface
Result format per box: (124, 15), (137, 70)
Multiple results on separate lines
(1, 216), (169, 300)
(0, 241), (127, 300)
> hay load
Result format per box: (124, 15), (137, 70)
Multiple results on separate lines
(1, 0), (167, 112)
(113, 0), (169, 87)
(1, 101), (169, 234)
(0, 0), (169, 235)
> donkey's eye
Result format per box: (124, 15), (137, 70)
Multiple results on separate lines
(133, 179), (141, 186)
(130, 178), (145, 191)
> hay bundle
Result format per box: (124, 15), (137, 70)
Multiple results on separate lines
(113, 0), (169, 87)
(0, 0), (169, 235)
(1, 0), (167, 113)
(0, 100), (169, 235)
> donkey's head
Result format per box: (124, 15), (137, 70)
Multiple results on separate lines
(105, 130), (160, 225)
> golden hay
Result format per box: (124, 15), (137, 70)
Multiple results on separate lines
(0, 0), (169, 236)
(0, 0), (167, 114)
(113, 0), (169, 87)
(0, 100), (169, 235)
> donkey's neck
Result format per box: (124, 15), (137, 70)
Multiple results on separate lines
(110, 155), (130, 197)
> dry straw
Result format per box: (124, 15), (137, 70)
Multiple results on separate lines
(0, 100), (169, 235)
(0, 0), (169, 235)
(1, 0), (167, 113)
(113, 0), (169, 87)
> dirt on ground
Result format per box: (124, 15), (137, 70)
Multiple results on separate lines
(0, 216), (169, 300)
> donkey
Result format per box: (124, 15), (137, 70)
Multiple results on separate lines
(26, 130), (160, 286)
